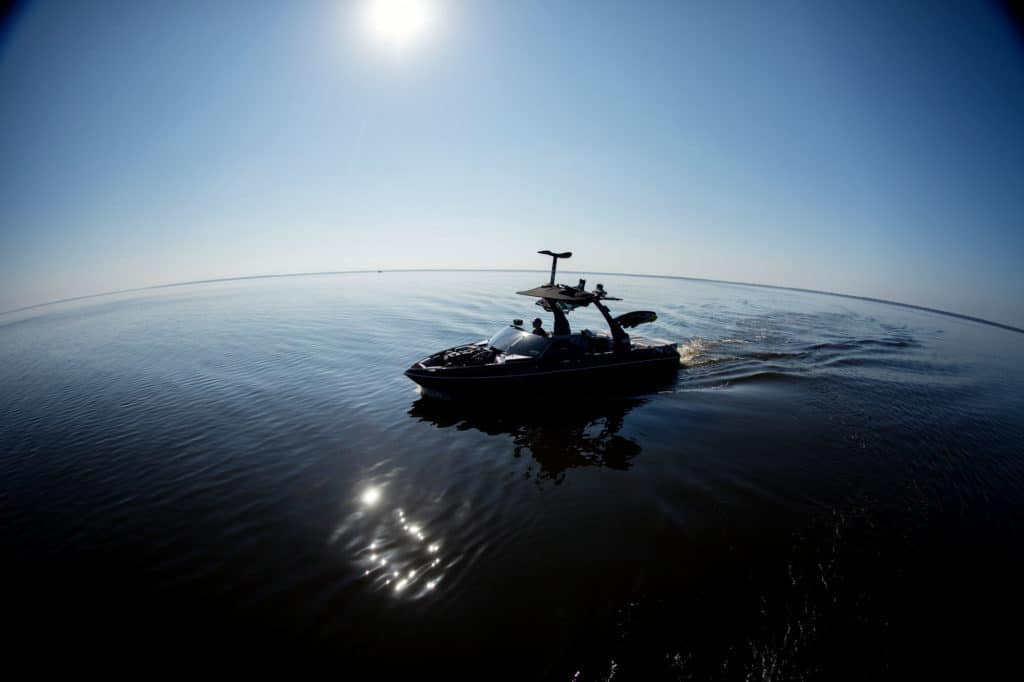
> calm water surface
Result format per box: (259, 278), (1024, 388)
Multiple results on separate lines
(3, 271), (1023, 679)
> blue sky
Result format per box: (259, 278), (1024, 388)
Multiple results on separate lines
(2, 0), (1022, 326)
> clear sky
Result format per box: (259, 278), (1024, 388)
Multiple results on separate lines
(2, 0), (1023, 326)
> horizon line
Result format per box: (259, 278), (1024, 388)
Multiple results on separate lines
(1, 268), (1021, 335)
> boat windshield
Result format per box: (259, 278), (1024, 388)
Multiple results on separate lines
(487, 327), (552, 357)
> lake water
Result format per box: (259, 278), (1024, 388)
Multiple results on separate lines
(3, 271), (1023, 679)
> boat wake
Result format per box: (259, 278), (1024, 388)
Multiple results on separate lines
(675, 324), (930, 391)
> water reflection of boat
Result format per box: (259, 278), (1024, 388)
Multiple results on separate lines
(405, 250), (680, 397)
(408, 397), (645, 483)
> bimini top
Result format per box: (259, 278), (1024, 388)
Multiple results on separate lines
(515, 283), (620, 304)
(516, 250), (620, 305)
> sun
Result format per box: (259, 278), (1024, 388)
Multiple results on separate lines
(364, 0), (435, 51)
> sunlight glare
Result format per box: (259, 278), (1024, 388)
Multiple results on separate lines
(364, 0), (435, 50)
(361, 486), (382, 506)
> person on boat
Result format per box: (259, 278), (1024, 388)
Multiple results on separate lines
(532, 318), (549, 337)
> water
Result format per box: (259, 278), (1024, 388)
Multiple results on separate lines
(3, 271), (1023, 679)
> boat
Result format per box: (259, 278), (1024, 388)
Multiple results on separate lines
(405, 250), (680, 395)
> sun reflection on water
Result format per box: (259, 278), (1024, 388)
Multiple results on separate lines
(339, 479), (449, 599)
(361, 486), (382, 506)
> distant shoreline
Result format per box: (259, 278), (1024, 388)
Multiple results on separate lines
(3, 268), (1022, 335)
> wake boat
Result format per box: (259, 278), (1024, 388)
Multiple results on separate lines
(405, 251), (680, 395)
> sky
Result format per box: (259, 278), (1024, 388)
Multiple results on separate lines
(1, 0), (1022, 326)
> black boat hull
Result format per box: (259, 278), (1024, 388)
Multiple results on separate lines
(405, 350), (680, 396)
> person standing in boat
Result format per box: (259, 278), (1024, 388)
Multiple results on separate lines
(532, 318), (549, 337)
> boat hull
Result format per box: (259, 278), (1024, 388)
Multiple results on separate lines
(405, 348), (680, 396)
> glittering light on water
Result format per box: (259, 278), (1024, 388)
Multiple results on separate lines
(361, 486), (382, 506)
(348, 485), (451, 600)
